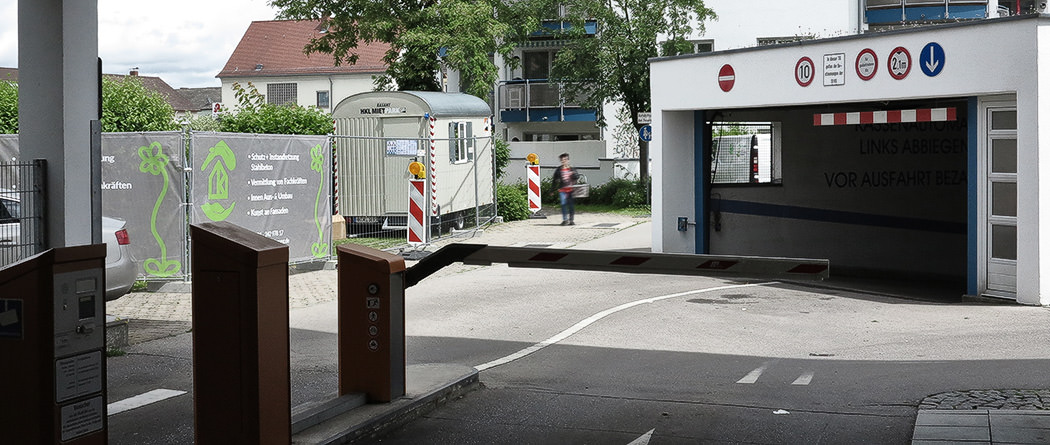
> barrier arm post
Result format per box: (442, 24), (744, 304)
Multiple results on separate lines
(337, 244), (407, 402)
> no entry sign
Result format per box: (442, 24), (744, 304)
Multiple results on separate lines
(888, 46), (911, 80)
(718, 64), (735, 92)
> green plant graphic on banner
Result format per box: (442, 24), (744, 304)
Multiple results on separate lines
(310, 144), (330, 258)
(139, 142), (182, 277)
(201, 140), (237, 221)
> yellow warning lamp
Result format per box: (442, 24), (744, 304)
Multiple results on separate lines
(408, 161), (425, 179)
(526, 153), (539, 165)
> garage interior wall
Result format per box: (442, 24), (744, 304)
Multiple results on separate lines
(700, 100), (970, 282)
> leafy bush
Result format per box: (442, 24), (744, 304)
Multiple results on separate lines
(496, 182), (531, 221)
(493, 137), (510, 180)
(101, 76), (180, 132)
(219, 82), (332, 135)
(0, 81), (16, 134)
(590, 178), (648, 207)
(179, 113), (221, 131)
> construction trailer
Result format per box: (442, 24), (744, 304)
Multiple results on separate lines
(331, 91), (495, 236)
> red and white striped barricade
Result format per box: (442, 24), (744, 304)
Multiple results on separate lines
(408, 178), (427, 245)
(527, 164), (541, 213)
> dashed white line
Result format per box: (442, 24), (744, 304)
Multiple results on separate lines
(792, 371), (815, 386)
(475, 282), (778, 371)
(736, 363), (769, 384)
(628, 428), (655, 445)
(108, 389), (187, 416)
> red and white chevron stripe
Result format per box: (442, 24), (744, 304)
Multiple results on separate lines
(428, 116), (438, 216)
(408, 178), (426, 244)
(527, 165), (541, 213)
(813, 107), (956, 126)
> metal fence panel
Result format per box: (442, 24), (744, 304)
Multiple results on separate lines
(0, 159), (46, 268)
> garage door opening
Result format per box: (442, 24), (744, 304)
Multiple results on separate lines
(702, 99), (970, 291)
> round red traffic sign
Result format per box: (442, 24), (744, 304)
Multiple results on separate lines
(718, 64), (735, 92)
(856, 48), (877, 81)
(888, 46), (911, 80)
(795, 57), (814, 87)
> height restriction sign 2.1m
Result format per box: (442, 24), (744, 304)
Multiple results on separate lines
(888, 46), (911, 80)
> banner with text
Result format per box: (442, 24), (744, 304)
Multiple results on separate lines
(190, 133), (332, 263)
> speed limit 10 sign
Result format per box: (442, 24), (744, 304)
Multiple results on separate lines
(795, 57), (815, 87)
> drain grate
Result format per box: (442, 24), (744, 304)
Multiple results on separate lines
(592, 223), (619, 228)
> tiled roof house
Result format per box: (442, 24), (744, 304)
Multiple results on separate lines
(0, 67), (196, 116)
(216, 19), (390, 111)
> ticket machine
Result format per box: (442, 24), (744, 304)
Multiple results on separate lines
(0, 245), (108, 444)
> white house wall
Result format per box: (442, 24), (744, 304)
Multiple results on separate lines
(220, 74), (376, 111)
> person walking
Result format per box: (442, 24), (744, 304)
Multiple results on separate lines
(552, 153), (579, 225)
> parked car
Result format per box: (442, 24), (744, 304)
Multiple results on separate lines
(0, 193), (137, 300)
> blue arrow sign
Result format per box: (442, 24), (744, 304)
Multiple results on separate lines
(920, 42), (945, 77)
(639, 125), (652, 142)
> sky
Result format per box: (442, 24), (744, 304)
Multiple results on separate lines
(0, 0), (283, 88)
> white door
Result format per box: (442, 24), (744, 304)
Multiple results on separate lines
(985, 107), (1017, 296)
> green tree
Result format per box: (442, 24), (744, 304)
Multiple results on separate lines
(0, 81), (16, 134)
(101, 76), (180, 132)
(270, 0), (542, 98)
(219, 82), (332, 135)
(550, 0), (715, 182)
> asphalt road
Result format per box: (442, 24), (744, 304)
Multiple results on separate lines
(105, 259), (1050, 444)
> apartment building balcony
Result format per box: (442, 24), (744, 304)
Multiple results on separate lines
(865, 0), (988, 25)
(497, 79), (597, 123)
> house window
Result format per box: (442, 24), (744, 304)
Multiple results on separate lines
(692, 39), (714, 53)
(449, 121), (474, 163)
(523, 50), (553, 80)
(316, 90), (330, 108)
(710, 122), (781, 185)
(266, 83), (297, 105)
(756, 36), (813, 46)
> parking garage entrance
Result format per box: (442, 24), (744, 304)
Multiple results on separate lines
(650, 16), (1048, 304)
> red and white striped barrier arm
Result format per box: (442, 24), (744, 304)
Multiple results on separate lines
(428, 116), (439, 216)
(814, 107), (956, 126)
(404, 244), (829, 288)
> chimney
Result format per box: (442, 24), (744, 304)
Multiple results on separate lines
(129, 67), (139, 76)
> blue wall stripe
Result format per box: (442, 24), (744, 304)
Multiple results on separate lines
(694, 111), (708, 254)
(713, 199), (967, 235)
(967, 97), (978, 295)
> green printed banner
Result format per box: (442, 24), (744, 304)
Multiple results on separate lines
(102, 132), (187, 278)
(190, 133), (332, 263)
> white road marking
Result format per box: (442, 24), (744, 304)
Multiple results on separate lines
(792, 371), (814, 385)
(627, 428), (655, 445)
(475, 282), (778, 371)
(736, 363), (769, 384)
(107, 389), (187, 416)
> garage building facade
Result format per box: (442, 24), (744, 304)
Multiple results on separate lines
(650, 15), (1049, 305)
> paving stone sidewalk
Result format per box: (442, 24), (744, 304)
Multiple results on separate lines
(920, 389), (1050, 411)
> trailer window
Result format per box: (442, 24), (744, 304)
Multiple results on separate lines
(710, 122), (781, 185)
(449, 121), (474, 163)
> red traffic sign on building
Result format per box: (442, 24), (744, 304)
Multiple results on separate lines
(795, 57), (815, 87)
(856, 48), (878, 81)
(888, 46), (911, 80)
(718, 64), (735, 92)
